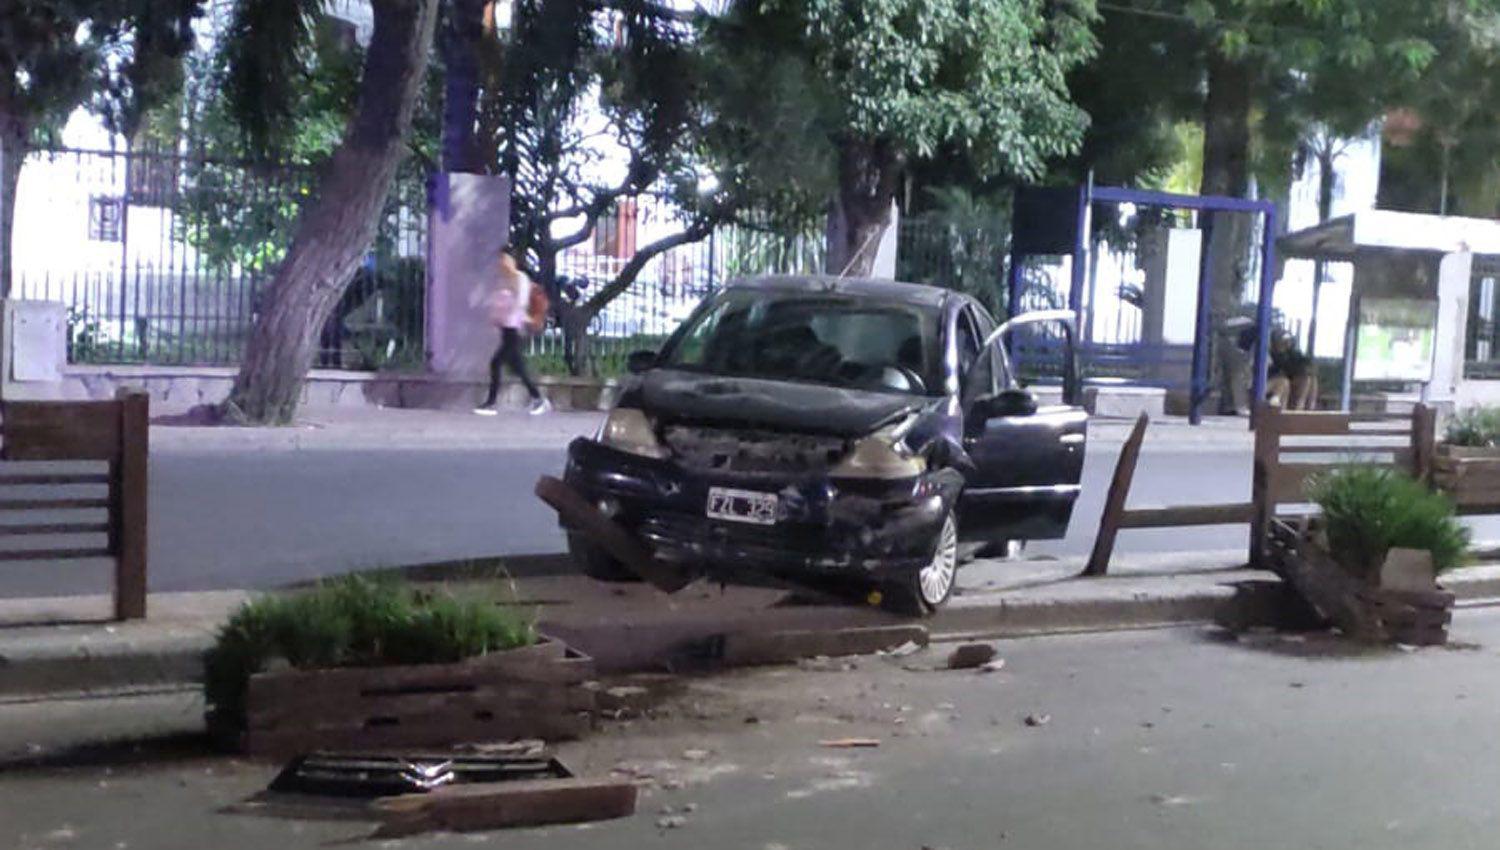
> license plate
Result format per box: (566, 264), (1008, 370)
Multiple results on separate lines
(706, 487), (778, 526)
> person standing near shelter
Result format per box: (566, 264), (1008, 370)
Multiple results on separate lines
(475, 252), (551, 416)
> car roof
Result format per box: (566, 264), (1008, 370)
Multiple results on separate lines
(724, 275), (957, 310)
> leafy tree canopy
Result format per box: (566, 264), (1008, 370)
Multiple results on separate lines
(701, 0), (1098, 275)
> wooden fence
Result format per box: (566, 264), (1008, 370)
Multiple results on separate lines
(0, 390), (148, 620)
(1087, 404), (1436, 576)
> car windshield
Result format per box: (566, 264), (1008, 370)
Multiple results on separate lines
(661, 289), (941, 395)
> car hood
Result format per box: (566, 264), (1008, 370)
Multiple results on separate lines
(636, 370), (927, 436)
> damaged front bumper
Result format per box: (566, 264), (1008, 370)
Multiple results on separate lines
(562, 438), (961, 583)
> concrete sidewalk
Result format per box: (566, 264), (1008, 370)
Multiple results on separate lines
(7, 556), (1500, 701)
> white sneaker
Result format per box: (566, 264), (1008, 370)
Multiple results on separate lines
(528, 397), (552, 416)
(473, 406), (498, 416)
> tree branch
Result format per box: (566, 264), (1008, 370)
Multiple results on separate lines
(583, 0), (697, 23)
(582, 218), (715, 316)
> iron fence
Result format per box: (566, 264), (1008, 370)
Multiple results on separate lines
(14, 146), (426, 370)
(532, 198), (826, 374)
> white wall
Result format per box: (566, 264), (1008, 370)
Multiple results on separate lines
(1277, 125), (1383, 358)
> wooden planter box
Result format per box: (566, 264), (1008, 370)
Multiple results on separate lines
(242, 637), (596, 757)
(1433, 444), (1500, 509)
(1268, 520), (1454, 646)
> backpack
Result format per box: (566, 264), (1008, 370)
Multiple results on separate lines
(526, 280), (550, 334)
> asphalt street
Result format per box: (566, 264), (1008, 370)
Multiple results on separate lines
(7, 608), (1500, 849)
(7, 429), (1498, 597)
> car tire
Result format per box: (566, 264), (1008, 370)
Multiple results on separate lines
(883, 510), (959, 617)
(567, 533), (641, 583)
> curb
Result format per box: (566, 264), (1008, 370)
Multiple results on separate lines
(934, 584), (1250, 640)
(6, 566), (1500, 700)
(0, 631), (208, 701)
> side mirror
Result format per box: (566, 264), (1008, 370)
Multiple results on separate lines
(625, 349), (658, 374)
(973, 388), (1037, 421)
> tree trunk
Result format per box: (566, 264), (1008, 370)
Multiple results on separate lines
(0, 108), (28, 301)
(1200, 53), (1251, 199)
(1200, 52), (1255, 414)
(561, 306), (593, 378)
(441, 0), (486, 173)
(225, 0), (441, 425)
(830, 138), (900, 277)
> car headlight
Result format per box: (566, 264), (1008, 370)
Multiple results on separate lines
(830, 418), (926, 479)
(596, 408), (668, 459)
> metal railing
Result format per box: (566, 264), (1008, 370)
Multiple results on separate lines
(532, 199), (826, 374)
(14, 146), (426, 370)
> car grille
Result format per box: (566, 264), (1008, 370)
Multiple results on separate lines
(660, 426), (850, 474)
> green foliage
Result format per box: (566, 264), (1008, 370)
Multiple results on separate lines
(1058, 6), (1205, 188)
(1374, 3), (1500, 215)
(898, 187), (1010, 315)
(1445, 406), (1500, 448)
(708, 0), (1098, 191)
(1307, 466), (1470, 579)
(0, 2), (200, 138)
(173, 4), (441, 278)
(204, 575), (536, 731)
(177, 14), (419, 273)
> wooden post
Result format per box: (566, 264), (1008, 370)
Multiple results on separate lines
(112, 389), (149, 620)
(1249, 403), (1280, 570)
(1411, 403), (1437, 485)
(1083, 413), (1149, 577)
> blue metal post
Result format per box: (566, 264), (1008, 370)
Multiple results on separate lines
(1189, 212), (1217, 425)
(1250, 204), (1279, 430)
(1069, 180), (1092, 318)
(1006, 247), (1024, 319)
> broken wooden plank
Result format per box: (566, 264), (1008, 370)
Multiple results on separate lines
(534, 475), (693, 593)
(1118, 502), (1255, 529)
(1083, 412), (1149, 577)
(373, 777), (638, 836)
(716, 624), (928, 667)
(819, 738), (880, 749)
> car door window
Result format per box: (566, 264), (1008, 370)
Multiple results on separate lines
(958, 308), (998, 401)
(968, 306), (999, 397)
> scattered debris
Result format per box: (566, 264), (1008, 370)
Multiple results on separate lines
(656, 815), (688, 830)
(883, 641), (923, 658)
(1024, 713), (1051, 727)
(977, 659), (1007, 674)
(681, 749), (712, 762)
(935, 702), (956, 711)
(1289, 681), (1305, 689)
(819, 738), (881, 749)
(946, 643), (999, 670)
(458, 740), (545, 757)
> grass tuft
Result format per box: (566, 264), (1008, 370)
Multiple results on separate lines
(1445, 406), (1500, 448)
(204, 575), (535, 733)
(1306, 465), (1470, 580)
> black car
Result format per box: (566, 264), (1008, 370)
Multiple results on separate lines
(561, 275), (1087, 614)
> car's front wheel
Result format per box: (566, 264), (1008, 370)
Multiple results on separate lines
(884, 511), (958, 616)
(567, 533), (641, 583)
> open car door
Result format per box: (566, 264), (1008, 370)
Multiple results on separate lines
(957, 310), (1088, 545)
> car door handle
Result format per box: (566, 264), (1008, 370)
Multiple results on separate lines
(1060, 434), (1085, 445)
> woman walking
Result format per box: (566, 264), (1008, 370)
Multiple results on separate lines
(475, 252), (550, 416)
